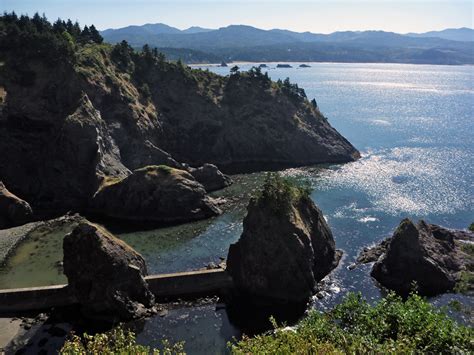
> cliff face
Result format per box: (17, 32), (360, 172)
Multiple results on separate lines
(0, 39), (358, 216)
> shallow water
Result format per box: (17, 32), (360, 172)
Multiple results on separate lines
(0, 63), (472, 353)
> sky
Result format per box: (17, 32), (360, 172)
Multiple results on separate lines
(1, 0), (473, 33)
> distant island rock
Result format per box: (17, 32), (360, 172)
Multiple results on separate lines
(277, 64), (293, 68)
(227, 175), (341, 304)
(220, 61), (228, 67)
(299, 64), (311, 68)
(366, 219), (473, 296)
(258, 64), (268, 68)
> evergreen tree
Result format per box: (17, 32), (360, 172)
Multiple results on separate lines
(89, 24), (103, 44)
(80, 25), (91, 43)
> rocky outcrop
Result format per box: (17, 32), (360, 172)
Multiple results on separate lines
(0, 182), (33, 229)
(188, 163), (232, 192)
(371, 219), (473, 296)
(91, 165), (222, 224)
(227, 176), (340, 304)
(0, 33), (358, 217)
(63, 222), (155, 320)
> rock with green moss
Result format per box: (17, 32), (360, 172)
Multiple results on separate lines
(371, 219), (473, 296)
(63, 222), (155, 320)
(90, 165), (221, 224)
(227, 174), (340, 304)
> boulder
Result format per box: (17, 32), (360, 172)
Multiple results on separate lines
(371, 219), (471, 296)
(90, 165), (222, 224)
(0, 182), (33, 229)
(63, 222), (155, 320)
(188, 163), (232, 192)
(227, 176), (340, 304)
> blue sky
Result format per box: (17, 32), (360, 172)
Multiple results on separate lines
(1, 0), (472, 33)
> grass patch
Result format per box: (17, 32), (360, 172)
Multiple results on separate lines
(454, 271), (474, 294)
(231, 292), (473, 354)
(255, 173), (312, 214)
(97, 175), (124, 192)
(136, 165), (175, 176)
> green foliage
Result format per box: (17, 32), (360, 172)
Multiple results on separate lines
(454, 271), (474, 294)
(230, 65), (240, 74)
(0, 12), (103, 65)
(276, 77), (307, 102)
(255, 173), (312, 214)
(231, 292), (474, 354)
(469, 223), (474, 232)
(60, 326), (185, 354)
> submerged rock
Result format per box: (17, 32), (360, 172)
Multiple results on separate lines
(0, 182), (33, 229)
(188, 163), (232, 192)
(371, 219), (473, 296)
(90, 165), (221, 224)
(227, 175), (340, 304)
(63, 222), (155, 320)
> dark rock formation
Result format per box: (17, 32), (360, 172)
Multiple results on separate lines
(0, 182), (33, 229)
(371, 219), (473, 296)
(188, 163), (232, 192)
(91, 165), (221, 223)
(277, 64), (293, 68)
(227, 176), (340, 304)
(356, 237), (392, 265)
(299, 64), (311, 68)
(63, 222), (155, 320)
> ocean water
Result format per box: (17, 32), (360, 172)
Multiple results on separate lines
(0, 63), (472, 353)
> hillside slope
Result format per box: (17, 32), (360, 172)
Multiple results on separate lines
(0, 14), (358, 216)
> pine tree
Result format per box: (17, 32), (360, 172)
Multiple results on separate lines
(89, 24), (103, 44)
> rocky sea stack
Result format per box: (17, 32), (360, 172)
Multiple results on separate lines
(371, 218), (474, 296)
(0, 17), (358, 220)
(91, 165), (221, 223)
(227, 174), (341, 304)
(0, 181), (33, 229)
(63, 222), (155, 320)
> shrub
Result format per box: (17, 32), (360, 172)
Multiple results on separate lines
(255, 173), (312, 214)
(60, 326), (184, 355)
(230, 292), (474, 354)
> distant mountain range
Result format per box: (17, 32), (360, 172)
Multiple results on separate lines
(101, 24), (474, 65)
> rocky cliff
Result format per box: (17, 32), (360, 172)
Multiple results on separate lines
(0, 16), (358, 220)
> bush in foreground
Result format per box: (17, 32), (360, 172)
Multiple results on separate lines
(60, 326), (184, 355)
(231, 292), (473, 354)
(60, 293), (473, 354)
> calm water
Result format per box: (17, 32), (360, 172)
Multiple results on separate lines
(1, 63), (473, 353)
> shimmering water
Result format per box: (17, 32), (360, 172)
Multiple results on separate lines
(0, 63), (472, 353)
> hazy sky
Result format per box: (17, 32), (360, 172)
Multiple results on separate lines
(2, 0), (473, 33)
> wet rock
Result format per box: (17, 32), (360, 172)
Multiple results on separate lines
(371, 219), (473, 296)
(90, 165), (222, 224)
(0, 182), (33, 229)
(188, 164), (232, 192)
(356, 237), (392, 265)
(227, 176), (341, 304)
(63, 222), (155, 320)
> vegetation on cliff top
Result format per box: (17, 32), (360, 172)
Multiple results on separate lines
(255, 173), (312, 214)
(60, 292), (473, 354)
